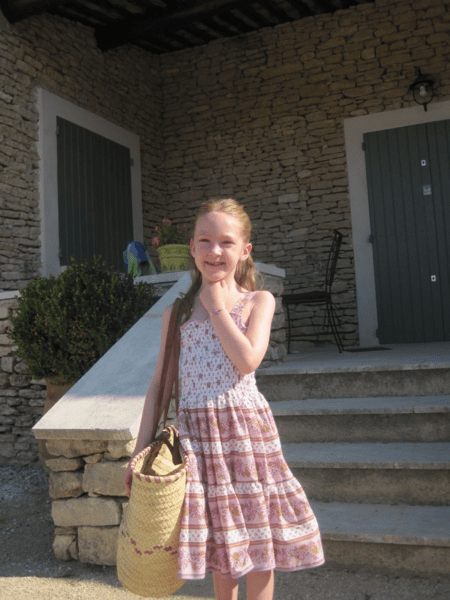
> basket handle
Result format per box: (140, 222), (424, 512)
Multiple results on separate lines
(156, 428), (183, 465)
(150, 299), (181, 442)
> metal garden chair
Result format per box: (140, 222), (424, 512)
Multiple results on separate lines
(282, 229), (344, 353)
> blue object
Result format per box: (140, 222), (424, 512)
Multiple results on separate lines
(123, 241), (157, 276)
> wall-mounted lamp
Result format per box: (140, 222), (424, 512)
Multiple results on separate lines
(409, 68), (436, 112)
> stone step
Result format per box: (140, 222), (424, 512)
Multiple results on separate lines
(283, 442), (450, 505)
(256, 365), (450, 400)
(312, 501), (450, 576)
(271, 396), (450, 442)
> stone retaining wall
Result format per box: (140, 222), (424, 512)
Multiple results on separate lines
(0, 292), (46, 464)
(47, 438), (132, 564)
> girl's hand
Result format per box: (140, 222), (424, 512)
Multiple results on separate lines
(124, 468), (133, 498)
(199, 280), (226, 314)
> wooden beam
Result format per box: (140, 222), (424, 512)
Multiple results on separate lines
(281, 0), (313, 18)
(254, 0), (297, 23)
(1, 0), (71, 23)
(309, 0), (338, 13)
(201, 16), (235, 37)
(233, 5), (270, 29)
(210, 11), (255, 35)
(95, 0), (252, 51)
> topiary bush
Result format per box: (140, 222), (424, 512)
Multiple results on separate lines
(9, 256), (157, 384)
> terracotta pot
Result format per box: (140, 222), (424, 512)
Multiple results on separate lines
(157, 244), (191, 272)
(38, 376), (76, 467)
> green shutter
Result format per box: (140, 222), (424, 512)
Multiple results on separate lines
(57, 117), (134, 271)
(364, 121), (450, 343)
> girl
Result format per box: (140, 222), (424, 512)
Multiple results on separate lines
(125, 199), (324, 600)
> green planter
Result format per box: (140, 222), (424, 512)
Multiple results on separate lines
(157, 244), (191, 272)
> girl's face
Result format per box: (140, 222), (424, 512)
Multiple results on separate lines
(190, 211), (252, 285)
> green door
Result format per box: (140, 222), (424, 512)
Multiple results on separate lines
(364, 120), (450, 344)
(57, 117), (134, 271)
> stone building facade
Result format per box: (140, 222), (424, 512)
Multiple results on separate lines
(0, 10), (164, 290)
(1, 1), (449, 344)
(159, 0), (450, 347)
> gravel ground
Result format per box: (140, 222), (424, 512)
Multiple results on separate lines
(1, 464), (449, 600)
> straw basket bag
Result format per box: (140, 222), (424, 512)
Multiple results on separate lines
(117, 426), (187, 598)
(117, 299), (186, 598)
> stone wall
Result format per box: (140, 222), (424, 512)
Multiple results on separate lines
(160, 0), (450, 348)
(0, 11), (164, 291)
(0, 293), (46, 464)
(46, 437), (133, 565)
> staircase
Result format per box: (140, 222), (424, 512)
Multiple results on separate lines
(256, 345), (450, 576)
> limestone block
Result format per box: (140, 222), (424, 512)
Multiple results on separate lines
(0, 334), (13, 346)
(259, 275), (283, 296)
(84, 453), (103, 464)
(52, 497), (122, 527)
(78, 526), (119, 566)
(1, 356), (15, 372)
(271, 312), (285, 330)
(49, 471), (84, 499)
(83, 460), (129, 497)
(14, 361), (29, 374)
(53, 534), (77, 561)
(46, 457), (84, 472)
(270, 329), (286, 343)
(0, 300), (18, 319)
(0, 373), (10, 387)
(9, 374), (29, 387)
(106, 438), (136, 460)
(46, 439), (108, 458)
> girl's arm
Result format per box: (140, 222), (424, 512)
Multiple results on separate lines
(205, 289), (276, 374)
(124, 305), (176, 496)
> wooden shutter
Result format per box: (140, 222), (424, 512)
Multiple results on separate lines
(57, 117), (134, 271)
(364, 120), (450, 343)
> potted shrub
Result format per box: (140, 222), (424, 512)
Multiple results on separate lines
(8, 256), (157, 462)
(152, 217), (191, 272)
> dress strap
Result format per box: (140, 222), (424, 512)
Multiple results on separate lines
(230, 291), (256, 315)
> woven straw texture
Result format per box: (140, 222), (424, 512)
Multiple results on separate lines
(117, 427), (187, 598)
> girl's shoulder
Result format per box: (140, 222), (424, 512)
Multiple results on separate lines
(245, 289), (275, 305)
(241, 289), (275, 321)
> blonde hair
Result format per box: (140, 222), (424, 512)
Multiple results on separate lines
(178, 199), (257, 325)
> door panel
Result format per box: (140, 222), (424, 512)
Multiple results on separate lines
(364, 121), (450, 343)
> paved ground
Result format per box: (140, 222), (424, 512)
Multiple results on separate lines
(1, 464), (449, 600)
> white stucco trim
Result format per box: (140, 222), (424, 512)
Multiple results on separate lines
(37, 88), (143, 277)
(344, 100), (450, 347)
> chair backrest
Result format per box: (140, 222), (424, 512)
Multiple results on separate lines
(324, 230), (343, 293)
